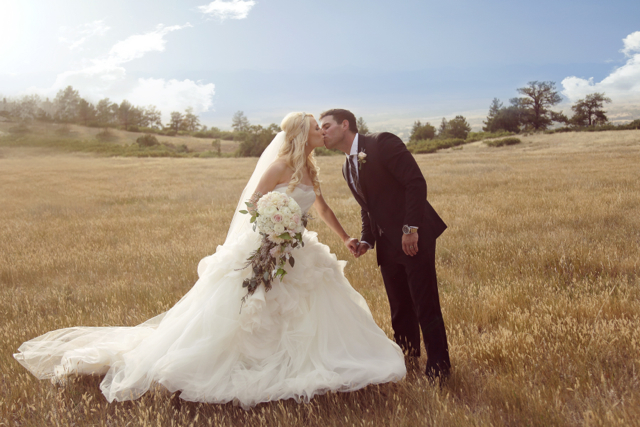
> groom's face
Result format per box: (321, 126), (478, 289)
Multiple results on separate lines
(320, 115), (345, 150)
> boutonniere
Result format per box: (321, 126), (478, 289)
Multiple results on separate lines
(357, 150), (367, 170)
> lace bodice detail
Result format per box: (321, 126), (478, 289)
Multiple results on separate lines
(274, 183), (316, 214)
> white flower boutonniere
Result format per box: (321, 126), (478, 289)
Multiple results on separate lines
(357, 150), (367, 170)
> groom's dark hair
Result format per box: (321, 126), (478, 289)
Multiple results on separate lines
(320, 109), (358, 133)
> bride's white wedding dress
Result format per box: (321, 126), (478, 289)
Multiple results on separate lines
(14, 182), (406, 408)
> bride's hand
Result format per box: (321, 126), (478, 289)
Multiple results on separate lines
(344, 237), (359, 256)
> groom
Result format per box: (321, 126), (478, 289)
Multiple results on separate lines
(320, 109), (451, 381)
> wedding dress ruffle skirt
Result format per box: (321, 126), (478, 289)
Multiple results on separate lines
(14, 187), (405, 408)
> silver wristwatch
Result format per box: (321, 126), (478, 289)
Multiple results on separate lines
(402, 225), (418, 235)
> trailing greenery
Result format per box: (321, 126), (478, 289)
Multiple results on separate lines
(484, 137), (522, 147)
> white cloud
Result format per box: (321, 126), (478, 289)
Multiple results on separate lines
(128, 78), (215, 122)
(59, 20), (110, 50)
(106, 23), (191, 64)
(29, 23), (215, 122)
(562, 31), (640, 106)
(198, 0), (256, 20)
(40, 24), (194, 99)
(621, 31), (640, 57)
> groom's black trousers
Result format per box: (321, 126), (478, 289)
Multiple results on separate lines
(378, 235), (450, 376)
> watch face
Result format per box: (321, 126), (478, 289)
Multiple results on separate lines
(402, 225), (410, 234)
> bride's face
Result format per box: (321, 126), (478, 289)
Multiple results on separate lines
(306, 117), (325, 149)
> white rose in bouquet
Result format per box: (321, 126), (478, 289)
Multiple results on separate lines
(238, 190), (311, 306)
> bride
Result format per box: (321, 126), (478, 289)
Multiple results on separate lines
(14, 112), (406, 409)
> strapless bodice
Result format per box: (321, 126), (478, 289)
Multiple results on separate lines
(274, 183), (316, 214)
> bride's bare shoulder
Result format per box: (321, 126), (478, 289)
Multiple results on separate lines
(265, 159), (292, 179)
(256, 159), (293, 193)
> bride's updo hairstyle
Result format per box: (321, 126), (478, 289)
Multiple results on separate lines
(278, 112), (321, 195)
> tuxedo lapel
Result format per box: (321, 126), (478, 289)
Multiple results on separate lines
(344, 152), (368, 210)
(356, 134), (369, 200)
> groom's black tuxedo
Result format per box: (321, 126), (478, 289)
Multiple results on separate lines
(342, 132), (451, 378)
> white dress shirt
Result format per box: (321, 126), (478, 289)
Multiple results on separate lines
(347, 133), (360, 189)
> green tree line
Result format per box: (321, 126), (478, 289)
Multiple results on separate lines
(2, 83), (638, 158)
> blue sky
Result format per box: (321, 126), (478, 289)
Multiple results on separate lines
(1, 0), (639, 136)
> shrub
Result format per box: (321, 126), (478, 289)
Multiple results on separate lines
(196, 150), (220, 158)
(466, 131), (514, 142)
(136, 134), (159, 147)
(485, 137), (521, 147)
(54, 124), (73, 136)
(212, 139), (221, 155)
(96, 128), (117, 142)
(626, 119), (640, 129)
(8, 124), (30, 134)
(407, 138), (465, 154)
(160, 141), (189, 153)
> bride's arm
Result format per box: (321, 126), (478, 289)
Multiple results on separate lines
(248, 161), (289, 211)
(313, 193), (359, 255)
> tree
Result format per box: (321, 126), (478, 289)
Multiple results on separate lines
(231, 111), (250, 132)
(356, 117), (369, 134)
(445, 116), (471, 139)
(438, 118), (448, 137)
(117, 100), (133, 129)
(14, 94), (40, 121)
(182, 107), (201, 132)
(570, 93), (612, 126)
(130, 106), (144, 129)
(169, 111), (183, 132)
(77, 98), (96, 126)
(53, 86), (81, 122)
(482, 98), (503, 132)
(410, 120), (436, 141)
(514, 81), (563, 130)
(483, 98), (523, 133)
(96, 98), (117, 127)
(236, 123), (280, 157)
(141, 105), (162, 129)
(37, 97), (55, 122)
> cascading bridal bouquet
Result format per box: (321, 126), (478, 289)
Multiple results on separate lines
(239, 190), (310, 305)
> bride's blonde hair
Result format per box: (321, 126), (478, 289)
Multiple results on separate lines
(278, 112), (321, 195)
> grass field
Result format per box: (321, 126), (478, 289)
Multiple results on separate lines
(1, 129), (639, 426)
(0, 121), (239, 156)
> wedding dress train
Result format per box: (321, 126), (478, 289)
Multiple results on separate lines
(14, 183), (406, 408)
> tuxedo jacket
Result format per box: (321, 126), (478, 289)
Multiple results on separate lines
(342, 132), (447, 264)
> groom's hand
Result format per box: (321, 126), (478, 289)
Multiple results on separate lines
(356, 242), (370, 258)
(344, 237), (359, 256)
(402, 233), (419, 257)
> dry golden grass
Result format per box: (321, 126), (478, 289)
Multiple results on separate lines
(1, 130), (640, 426)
